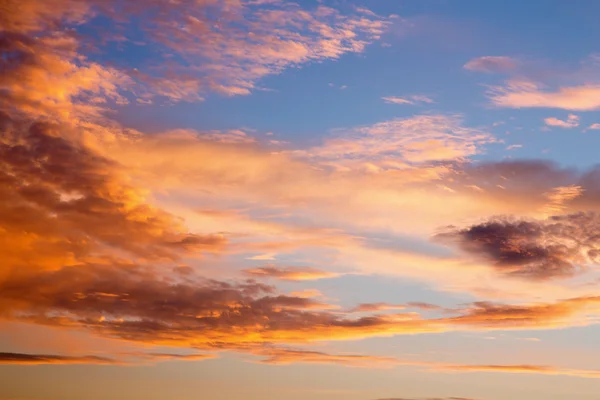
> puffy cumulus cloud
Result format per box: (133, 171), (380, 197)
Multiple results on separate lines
(544, 114), (580, 128)
(436, 212), (600, 280)
(587, 123), (600, 130)
(293, 115), (496, 170)
(243, 265), (340, 281)
(382, 95), (435, 105)
(2, 0), (392, 102)
(464, 55), (518, 73)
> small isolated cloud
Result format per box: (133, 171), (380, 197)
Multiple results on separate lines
(246, 253), (277, 260)
(243, 265), (340, 281)
(405, 302), (443, 311)
(382, 95), (434, 105)
(544, 114), (579, 128)
(351, 303), (406, 312)
(464, 56), (517, 73)
(506, 144), (523, 150)
(586, 123), (600, 130)
(489, 81), (600, 111)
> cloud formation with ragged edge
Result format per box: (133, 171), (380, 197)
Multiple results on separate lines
(5, 3), (600, 400)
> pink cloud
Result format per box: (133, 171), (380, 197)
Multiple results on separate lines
(382, 95), (435, 105)
(489, 81), (600, 111)
(464, 56), (518, 73)
(544, 114), (580, 128)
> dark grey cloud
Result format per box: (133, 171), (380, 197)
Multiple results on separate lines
(436, 212), (600, 280)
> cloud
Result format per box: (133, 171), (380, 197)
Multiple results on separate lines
(243, 265), (340, 281)
(541, 185), (584, 214)
(435, 212), (600, 280)
(0, 31), (131, 120)
(544, 114), (580, 128)
(466, 54), (600, 111)
(586, 123), (600, 130)
(351, 303), (407, 312)
(446, 296), (600, 330)
(2, 0), (392, 102)
(255, 348), (398, 367)
(0, 352), (117, 365)
(405, 302), (443, 311)
(294, 115), (496, 170)
(505, 144), (522, 150)
(382, 95), (435, 105)
(0, 114), (226, 276)
(488, 81), (600, 110)
(464, 56), (517, 73)
(0, 351), (216, 366)
(432, 363), (600, 379)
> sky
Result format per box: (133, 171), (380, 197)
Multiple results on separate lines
(3, 0), (600, 399)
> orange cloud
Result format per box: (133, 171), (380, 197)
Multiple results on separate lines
(243, 265), (340, 281)
(6, 1), (600, 371)
(432, 363), (600, 379)
(3, 0), (392, 102)
(0, 32), (130, 120)
(254, 348), (398, 367)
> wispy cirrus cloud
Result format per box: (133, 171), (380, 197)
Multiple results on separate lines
(293, 115), (496, 171)
(0, 352), (118, 365)
(464, 56), (518, 73)
(382, 95), (435, 105)
(243, 265), (340, 281)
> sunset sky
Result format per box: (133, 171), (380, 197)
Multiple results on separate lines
(3, 1), (600, 399)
